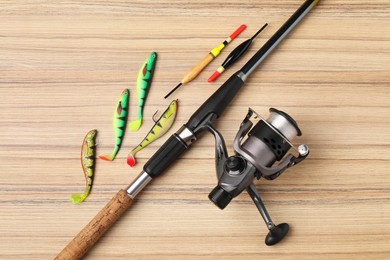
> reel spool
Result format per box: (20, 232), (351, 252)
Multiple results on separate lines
(206, 108), (309, 245)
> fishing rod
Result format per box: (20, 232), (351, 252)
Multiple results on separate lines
(56, 0), (320, 258)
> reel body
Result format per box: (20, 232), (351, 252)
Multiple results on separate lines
(207, 108), (309, 245)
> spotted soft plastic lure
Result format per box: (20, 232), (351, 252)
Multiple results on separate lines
(127, 99), (178, 167)
(129, 52), (157, 132)
(69, 129), (97, 204)
(99, 89), (129, 161)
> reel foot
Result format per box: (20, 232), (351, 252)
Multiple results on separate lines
(265, 223), (289, 246)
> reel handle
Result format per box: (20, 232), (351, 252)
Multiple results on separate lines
(247, 184), (289, 246)
(55, 190), (133, 259)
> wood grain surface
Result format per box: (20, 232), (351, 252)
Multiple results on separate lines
(1, 0), (390, 259)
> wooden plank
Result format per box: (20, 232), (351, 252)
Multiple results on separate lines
(0, 0), (389, 258)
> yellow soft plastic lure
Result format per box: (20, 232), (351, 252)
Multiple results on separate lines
(127, 100), (178, 167)
(69, 129), (97, 204)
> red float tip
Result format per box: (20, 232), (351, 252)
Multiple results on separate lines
(230, 24), (247, 40)
(208, 71), (221, 82)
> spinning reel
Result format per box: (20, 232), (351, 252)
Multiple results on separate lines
(206, 108), (309, 245)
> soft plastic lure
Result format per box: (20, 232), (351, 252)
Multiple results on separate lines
(69, 129), (97, 204)
(99, 89), (129, 161)
(129, 52), (157, 132)
(127, 99), (178, 167)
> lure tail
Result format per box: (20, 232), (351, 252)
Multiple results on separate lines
(69, 193), (87, 204)
(98, 154), (115, 161)
(126, 145), (143, 167)
(99, 139), (121, 161)
(127, 152), (136, 167)
(129, 119), (142, 132)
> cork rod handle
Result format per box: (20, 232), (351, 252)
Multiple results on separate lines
(55, 189), (133, 260)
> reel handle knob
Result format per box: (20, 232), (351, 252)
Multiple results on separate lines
(265, 223), (290, 246)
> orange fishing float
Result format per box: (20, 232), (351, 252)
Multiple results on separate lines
(164, 24), (246, 99)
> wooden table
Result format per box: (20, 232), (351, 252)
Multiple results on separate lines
(1, 0), (390, 259)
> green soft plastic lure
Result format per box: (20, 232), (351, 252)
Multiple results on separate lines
(127, 99), (178, 167)
(69, 129), (97, 204)
(99, 89), (129, 161)
(129, 52), (157, 132)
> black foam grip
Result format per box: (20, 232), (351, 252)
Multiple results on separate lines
(186, 73), (245, 131)
(143, 135), (187, 178)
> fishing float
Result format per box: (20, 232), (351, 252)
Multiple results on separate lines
(208, 23), (268, 82)
(56, 0), (320, 258)
(164, 24), (247, 99)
